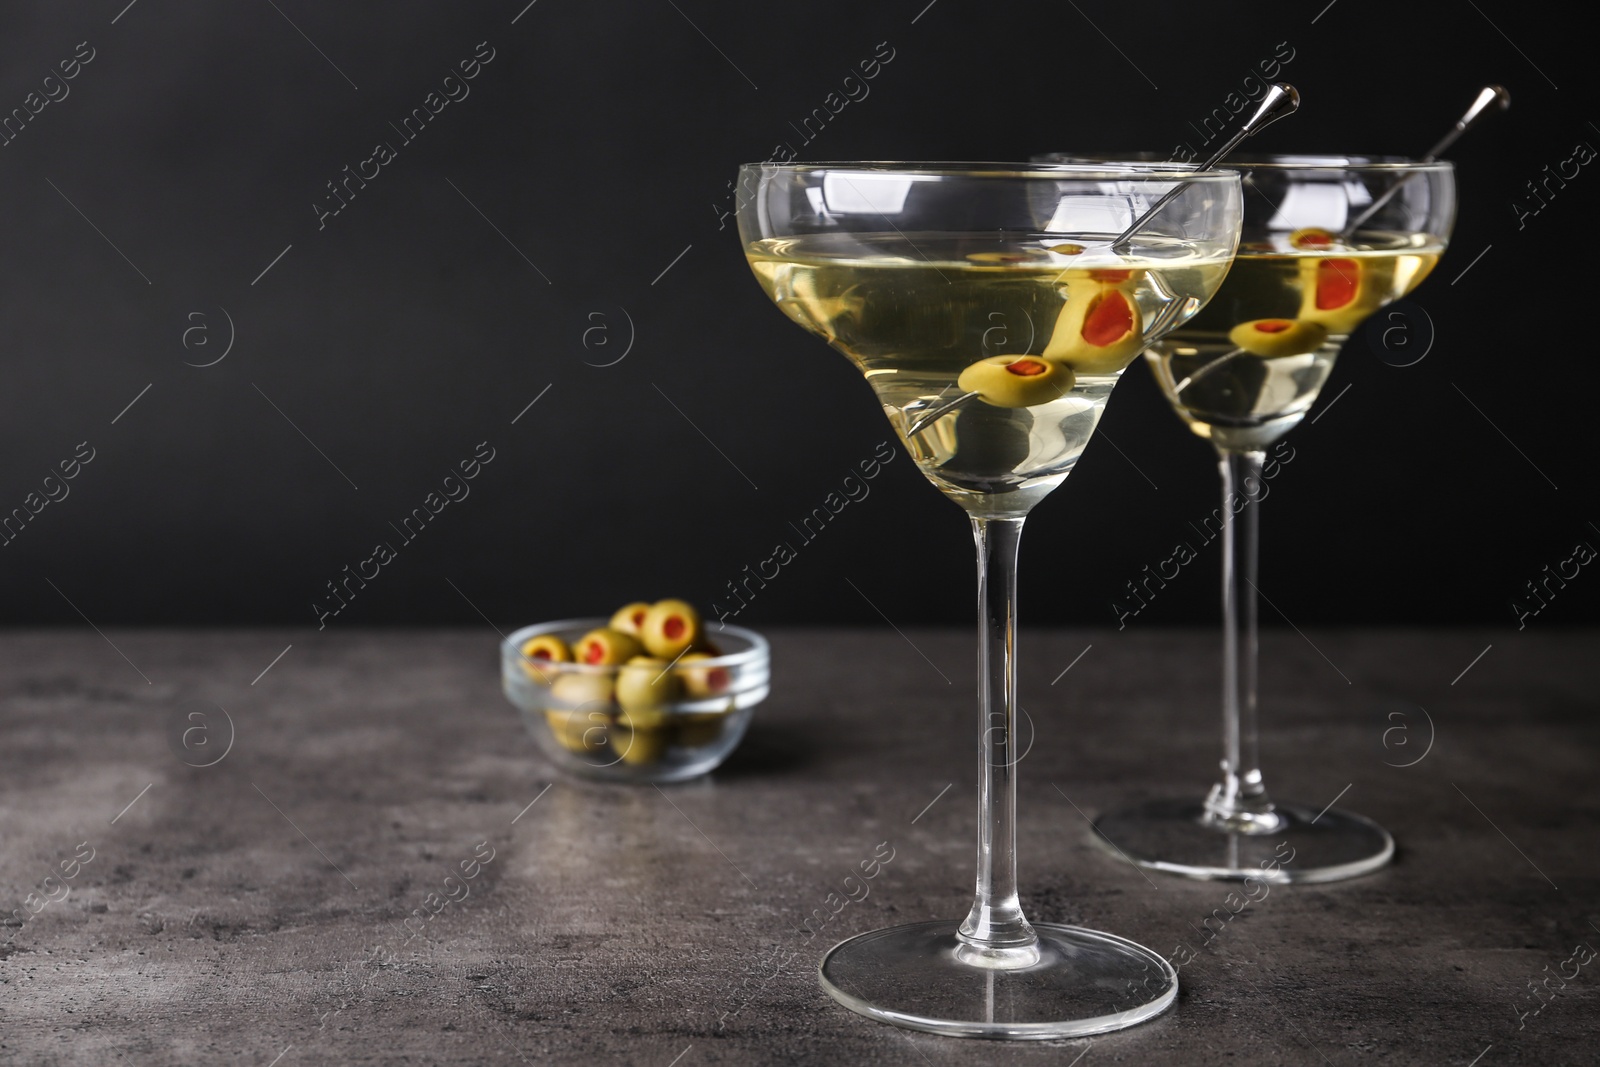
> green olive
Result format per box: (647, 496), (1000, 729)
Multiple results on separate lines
(543, 709), (609, 753)
(1083, 267), (1146, 289)
(609, 601), (652, 636)
(1288, 227), (1338, 251)
(518, 635), (571, 681)
(641, 599), (703, 659)
(617, 655), (684, 711)
(548, 672), (615, 707)
(574, 627), (642, 666)
(956, 356), (1075, 408)
(1296, 255), (1396, 334)
(613, 723), (668, 765)
(545, 673), (614, 753)
(677, 652), (731, 699)
(1043, 283), (1145, 374)
(1227, 318), (1330, 358)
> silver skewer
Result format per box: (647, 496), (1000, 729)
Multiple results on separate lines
(1172, 348), (1246, 394)
(1111, 83), (1301, 255)
(903, 388), (980, 438)
(1340, 85), (1509, 239)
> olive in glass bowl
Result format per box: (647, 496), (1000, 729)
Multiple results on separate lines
(501, 618), (769, 783)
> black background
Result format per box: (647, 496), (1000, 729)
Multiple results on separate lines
(0, 0), (1592, 633)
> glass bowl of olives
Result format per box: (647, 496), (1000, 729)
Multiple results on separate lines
(501, 599), (770, 783)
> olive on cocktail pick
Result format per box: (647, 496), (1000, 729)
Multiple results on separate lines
(956, 356), (1075, 409)
(609, 601), (652, 636)
(1295, 255), (1398, 334)
(641, 599), (702, 659)
(1288, 227), (1338, 251)
(1227, 318), (1330, 358)
(575, 627), (643, 666)
(1042, 284), (1147, 374)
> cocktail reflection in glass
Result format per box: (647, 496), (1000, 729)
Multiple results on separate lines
(1043, 154), (1455, 882)
(738, 162), (1243, 1037)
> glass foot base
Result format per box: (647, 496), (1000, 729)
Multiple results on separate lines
(817, 919), (1176, 1040)
(1092, 798), (1394, 883)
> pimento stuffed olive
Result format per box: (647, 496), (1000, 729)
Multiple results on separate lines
(1226, 318), (1330, 358)
(1288, 227), (1338, 251)
(956, 355), (1075, 408)
(614, 666), (673, 764)
(641, 599), (703, 659)
(1296, 255), (1396, 334)
(1042, 283), (1146, 374)
(616, 655), (684, 711)
(574, 627), (643, 666)
(677, 651), (731, 699)
(519, 635), (571, 681)
(609, 601), (652, 636)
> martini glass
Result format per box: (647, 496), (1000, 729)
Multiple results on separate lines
(738, 161), (1242, 1037)
(1050, 155), (1454, 881)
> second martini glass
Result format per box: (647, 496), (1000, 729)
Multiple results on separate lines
(739, 162), (1242, 1037)
(1058, 155), (1456, 881)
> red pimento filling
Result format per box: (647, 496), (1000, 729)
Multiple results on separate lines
(1254, 320), (1293, 334)
(1292, 228), (1335, 249)
(707, 668), (730, 691)
(583, 642), (605, 664)
(1082, 291), (1134, 347)
(1316, 259), (1359, 310)
(1005, 359), (1049, 377)
(1088, 269), (1134, 284)
(631, 610), (646, 627)
(531, 649), (553, 660)
(663, 616), (686, 640)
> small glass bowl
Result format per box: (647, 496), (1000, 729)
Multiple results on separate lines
(501, 619), (770, 783)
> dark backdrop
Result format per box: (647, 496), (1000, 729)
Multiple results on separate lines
(0, 0), (1592, 634)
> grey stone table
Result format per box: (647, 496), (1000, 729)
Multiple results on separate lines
(1, 628), (1596, 1065)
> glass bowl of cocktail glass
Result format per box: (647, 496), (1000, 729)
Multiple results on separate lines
(738, 161), (1243, 1038)
(1038, 152), (1455, 881)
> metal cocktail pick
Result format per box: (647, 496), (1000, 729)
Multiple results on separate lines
(1175, 85), (1511, 397)
(1110, 83), (1300, 254)
(1340, 85), (1509, 238)
(901, 85), (1301, 440)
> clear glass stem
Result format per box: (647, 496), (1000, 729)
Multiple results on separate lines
(1205, 448), (1280, 832)
(958, 517), (1038, 964)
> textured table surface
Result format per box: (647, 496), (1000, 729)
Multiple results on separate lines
(1, 628), (1596, 1066)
